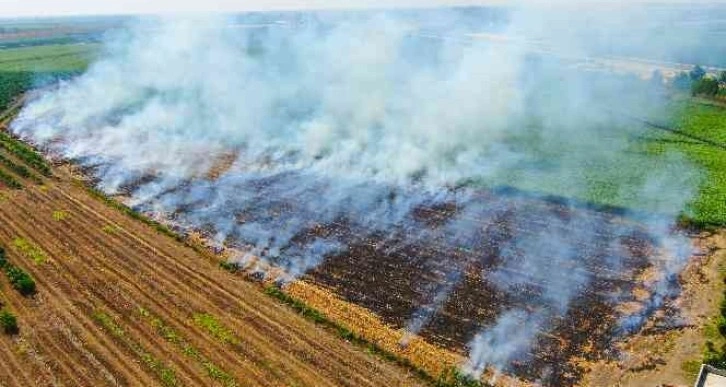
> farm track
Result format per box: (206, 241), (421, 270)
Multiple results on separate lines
(0, 160), (424, 386)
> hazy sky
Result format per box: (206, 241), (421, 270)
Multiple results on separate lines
(3, 0), (503, 17)
(1, 0), (709, 18)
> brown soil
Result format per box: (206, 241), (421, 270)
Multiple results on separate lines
(1, 95), (722, 386)
(0, 160), (424, 386)
(583, 231), (726, 387)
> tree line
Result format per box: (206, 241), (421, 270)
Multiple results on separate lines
(671, 65), (726, 98)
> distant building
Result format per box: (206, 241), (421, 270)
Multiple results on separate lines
(695, 364), (726, 387)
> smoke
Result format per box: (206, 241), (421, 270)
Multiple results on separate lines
(464, 309), (542, 379)
(10, 3), (709, 382)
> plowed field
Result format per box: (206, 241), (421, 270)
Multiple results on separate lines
(0, 149), (423, 386)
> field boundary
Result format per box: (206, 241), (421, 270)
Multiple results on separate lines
(77, 173), (483, 386)
(14, 144), (475, 386)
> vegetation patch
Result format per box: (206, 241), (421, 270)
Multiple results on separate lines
(0, 131), (51, 177)
(0, 308), (19, 334)
(0, 71), (35, 112)
(4, 265), (36, 296)
(79, 182), (185, 242)
(101, 224), (120, 234)
(262, 285), (480, 387)
(0, 46), (92, 112)
(698, 243), (726, 374)
(0, 245), (36, 296)
(0, 153), (39, 183)
(653, 100), (726, 227)
(658, 67), (726, 227)
(437, 368), (483, 387)
(52, 210), (69, 221)
(13, 238), (47, 265)
(0, 44), (97, 74)
(218, 261), (240, 274)
(139, 307), (237, 386)
(682, 359), (703, 380)
(191, 313), (240, 346)
(704, 313), (726, 368)
(0, 168), (21, 189)
(93, 310), (179, 387)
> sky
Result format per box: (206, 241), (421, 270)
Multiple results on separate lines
(3, 0), (503, 18)
(0, 0), (713, 18)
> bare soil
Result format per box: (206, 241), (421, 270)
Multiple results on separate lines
(583, 231), (726, 387)
(0, 159), (424, 386)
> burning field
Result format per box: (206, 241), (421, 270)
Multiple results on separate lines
(303, 191), (672, 384)
(5, 5), (712, 386)
(135, 172), (685, 385)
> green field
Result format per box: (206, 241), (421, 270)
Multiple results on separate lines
(0, 41), (722, 227)
(0, 43), (98, 72)
(472, 115), (715, 221)
(0, 43), (98, 111)
(457, 93), (726, 227)
(657, 101), (726, 227)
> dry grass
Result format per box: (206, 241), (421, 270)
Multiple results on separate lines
(285, 280), (464, 379)
(0, 138), (425, 386)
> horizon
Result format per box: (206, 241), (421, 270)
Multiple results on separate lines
(2, 0), (722, 19)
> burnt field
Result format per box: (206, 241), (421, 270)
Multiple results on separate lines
(7, 9), (711, 386)
(301, 191), (672, 384)
(119, 170), (685, 385)
(216, 189), (675, 383)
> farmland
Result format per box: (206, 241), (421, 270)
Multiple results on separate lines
(0, 23), (100, 112)
(0, 127), (425, 386)
(0, 12), (725, 387)
(659, 100), (726, 227)
(462, 96), (726, 229)
(0, 24), (436, 380)
(0, 43), (98, 72)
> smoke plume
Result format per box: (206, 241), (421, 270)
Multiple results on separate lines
(11, 3), (708, 381)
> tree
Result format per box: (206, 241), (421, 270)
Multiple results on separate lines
(690, 65), (706, 81)
(692, 77), (720, 97)
(719, 71), (726, 84)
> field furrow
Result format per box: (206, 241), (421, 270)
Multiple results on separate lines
(0, 162), (424, 386)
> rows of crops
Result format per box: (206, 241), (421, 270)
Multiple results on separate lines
(656, 101), (726, 226)
(0, 42), (96, 111)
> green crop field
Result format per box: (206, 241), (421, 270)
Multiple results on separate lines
(0, 38), (721, 227)
(0, 43), (98, 72)
(460, 96), (726, 227)
(657, 101), (726, 227)
(0, 43), (99, 111)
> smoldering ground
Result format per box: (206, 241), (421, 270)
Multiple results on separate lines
(11, 3), (709, 384)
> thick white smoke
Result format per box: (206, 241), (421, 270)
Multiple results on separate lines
(11, 4), (703, 382)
